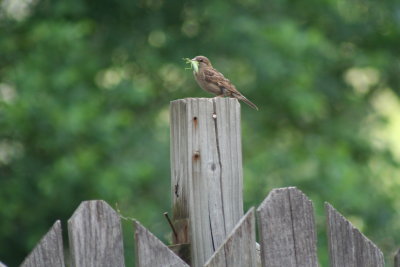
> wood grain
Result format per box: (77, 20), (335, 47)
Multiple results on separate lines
(68, 200), (125, 267)
(170, 98), (243, 267)
(256, 187), (318, 267)
(20, 220), (65, 267)
(204, 208), (257, 267)
(135, 220), (189, 267)
(326, 202), (384, 267)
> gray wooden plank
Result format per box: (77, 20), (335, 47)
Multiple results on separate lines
(288, 187), (319, 266)
(325, 202), (354, 266)
(395, 248), (400, 267)
(68, 200), (125, 267)
(170, 99), (190, 245)
(213, 97), (244, 233)
(256, 242), (261, 267)
(170, 98), (244, 267)
(135, 220), (189, 267)
(326, 202), (384, 267)
(20, 220), (65, 267)
(204, 208), (257, 267)
(256, 187), (318, 267)
(168, 244), (191, 265)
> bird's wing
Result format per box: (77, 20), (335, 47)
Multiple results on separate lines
(202, 67), (258, 109)
(203, 68), (240, 96)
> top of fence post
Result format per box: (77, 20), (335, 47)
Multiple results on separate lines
(170, 97), (244, 267)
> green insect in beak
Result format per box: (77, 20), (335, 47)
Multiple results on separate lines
(184, 58), (199, 73)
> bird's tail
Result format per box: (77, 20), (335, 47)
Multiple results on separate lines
(237, 94), (259, 110)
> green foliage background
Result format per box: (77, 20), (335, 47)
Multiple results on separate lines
(1, 0), (400, 265)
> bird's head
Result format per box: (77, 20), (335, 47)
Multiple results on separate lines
(192, 56), (212, 68)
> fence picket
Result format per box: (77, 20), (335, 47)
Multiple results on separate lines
(68, 200), (125, 267)
(135, 220), (189, 267)
(20, 220), (65, 267)
(257, 187), (318, 267)
(0, 261), (7, 267)
(204, 208), (257, 267)
(395, 249), (400, 267)
(326, 202), (384, 267)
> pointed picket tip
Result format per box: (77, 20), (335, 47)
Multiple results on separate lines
(257, 187), (318, 267)
(0, 261), (7, 267)
(20, 220), (65, 267)
(204, 208), (257, 267)
(325, 202), (384, 267)
(68, 200), (125, 267)
(135, 220), (190, 267)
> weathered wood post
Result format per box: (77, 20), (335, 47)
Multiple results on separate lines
(170, 97), (244, 267)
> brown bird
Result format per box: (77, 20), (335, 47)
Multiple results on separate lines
(188, 55), (258, 110)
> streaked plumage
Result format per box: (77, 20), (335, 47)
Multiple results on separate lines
(190, 55), (258, 110)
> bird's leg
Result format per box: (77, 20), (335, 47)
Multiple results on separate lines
(218, 87), (229, 97)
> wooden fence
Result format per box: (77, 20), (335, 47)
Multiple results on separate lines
(3, 187), (398, 267)
(2, 98), (399, 267)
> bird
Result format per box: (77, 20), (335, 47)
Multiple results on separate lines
(188, 55), (258, 110)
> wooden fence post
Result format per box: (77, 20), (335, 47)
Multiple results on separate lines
(170, 97), (244, 267)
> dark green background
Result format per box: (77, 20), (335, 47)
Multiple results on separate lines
(1, 0), (400, 265)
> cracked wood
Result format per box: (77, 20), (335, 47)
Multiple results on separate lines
(170, 98), (244, 267)
(204, 208), (257, 267)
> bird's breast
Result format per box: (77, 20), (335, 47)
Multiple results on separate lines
(193, 70), (221, 95)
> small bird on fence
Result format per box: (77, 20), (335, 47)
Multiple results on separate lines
(184, 56), (259, 110)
